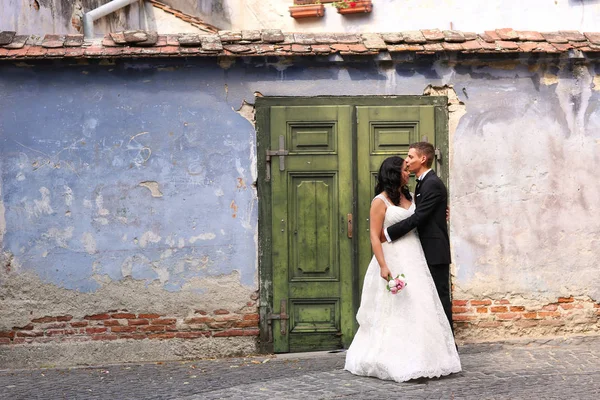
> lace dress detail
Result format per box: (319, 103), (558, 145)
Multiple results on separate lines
(344, 194), (461, 382)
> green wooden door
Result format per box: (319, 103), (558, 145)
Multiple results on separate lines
(257, 97), (447, 353)
(270, 105), (354, 353)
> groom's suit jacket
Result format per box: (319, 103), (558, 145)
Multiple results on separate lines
(386, 170), (451, 266)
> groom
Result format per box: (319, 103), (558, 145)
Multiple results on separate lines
(383, 142), (453, 331)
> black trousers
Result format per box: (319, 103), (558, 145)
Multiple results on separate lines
(428, 263), (453, 333)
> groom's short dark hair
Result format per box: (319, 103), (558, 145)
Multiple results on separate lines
(410, 142), (435, 167)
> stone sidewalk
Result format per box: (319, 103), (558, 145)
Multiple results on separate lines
(1, 336), (600, 400)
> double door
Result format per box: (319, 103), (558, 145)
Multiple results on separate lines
(256, 97), (447, 353)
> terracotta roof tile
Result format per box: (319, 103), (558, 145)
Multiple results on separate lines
(402, 31), (427, 44)
(381, 33), (403, 44)
(2, 29), (600, 61)
(496, 40), (519, 50)
(560, 31), (586, 42)
(421, 29), (444, 42)
(443, 30), (466, 43)
(4, 35), (28, 49)
(461, 40), (483, 51)
(541, 32), (568, 43)
(0, 31), (16, 46)
(584, 32), (600, 45)
(442, 42), (463, 51)
(482, 31), (501, 43)
(496, 28), (519, 41)
(517, 31), (545, 42)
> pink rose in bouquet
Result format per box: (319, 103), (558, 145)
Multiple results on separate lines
(386, 274), (407, 294)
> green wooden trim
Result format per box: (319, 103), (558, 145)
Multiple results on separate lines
(434, 100), (450, 189)
(256, 96), (445, 108)
(255, 100), (273, 353)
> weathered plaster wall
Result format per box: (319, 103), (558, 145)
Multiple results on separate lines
(1, 54), (599, 364)
(0, 61), (258, 328)
(232, 0), (600, 32)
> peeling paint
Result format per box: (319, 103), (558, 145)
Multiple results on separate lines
(542, 73), (559, 86)
(189, 233), (216, 243)
(593, 75), (600, 91)
(139, 181), (163, 197)
(139, 231), (161, 248)
(81, 232), (97, 255)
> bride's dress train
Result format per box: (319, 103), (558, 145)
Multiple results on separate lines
(344, 194), (461, 382)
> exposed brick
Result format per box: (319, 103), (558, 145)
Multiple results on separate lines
(510, 306), (526, 312)
(56, 315), (73, 322)
(214, 314), (242, 322)
(470, 300), (492, 306)
(166, 325), (178, 332)
(148, 333), (176, 340)
(186, 317), (213, 324)
(0, 338), (11, 345)
(476, 307), (488, 314)
(477, 321), (502, 328)
(111, 313), (136, 319)
(542, 304), (558, 311)
(0, 331), (15, 339)
(538, 311), (561, 318)
(84, 313), (110, 320)
(496, 313), (520, 320)
(103, 320), (122, 327)
(138, 313), (161, 319)
(46, 329), (65, 336)
(495, 299), (511, 305)
(243, 314), (260, 321)
(213, 329), (245, 337)
(452, 300), (469, 306)
(594, 303), (600, 308)
(119, 334), (147, 340)
(523, 312), (538, 319)
(515, 320), (539, 328)
(234, 320), (259, 328)
(111, 326), (136, 333)
(213, 309), (230, 315)
(558, 297), (574, 303)
(194, 310), (208, 315)
(16, 330), (43, 337)
(491, 306), (508, 313)
(452, 315), (477, 321)
(175, 331), (211, 339)
(452, 307), (470, 314)
(140, 325), (165, 332)
(128, 319), (149, 326)
(150, 318), (177, 326)
(92, 334), (118, 341)
(242, 329), (260, 336)
(86, 327), (108, 334)
(207, 321), (231, 329)
(39, 322), (67, 330)
(70, 321), (88, 328)
(560, 303), (583, 310)
(32, 316), (57, 323)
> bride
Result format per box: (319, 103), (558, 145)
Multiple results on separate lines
(344, 156), (461, 382)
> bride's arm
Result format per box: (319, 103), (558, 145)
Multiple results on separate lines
(370, 199), (392, 281)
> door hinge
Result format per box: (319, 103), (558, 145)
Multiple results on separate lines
(267, 299), (289, 341)
(265, 135), (289, 181)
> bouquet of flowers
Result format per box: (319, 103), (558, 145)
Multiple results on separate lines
(386, 274), (407, 294)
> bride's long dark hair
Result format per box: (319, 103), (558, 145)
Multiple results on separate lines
(374, 156), (412, 206)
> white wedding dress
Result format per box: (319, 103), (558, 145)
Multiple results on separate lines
(344, 194), (461, 382)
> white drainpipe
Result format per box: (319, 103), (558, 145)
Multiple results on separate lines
(83, 0), (144, 39)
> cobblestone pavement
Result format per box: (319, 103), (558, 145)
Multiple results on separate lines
(1, 336), (600, 400)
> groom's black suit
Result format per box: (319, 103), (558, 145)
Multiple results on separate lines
(386, 170), (453, 330)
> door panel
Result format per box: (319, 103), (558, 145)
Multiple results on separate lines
(270, 105), (354, 353)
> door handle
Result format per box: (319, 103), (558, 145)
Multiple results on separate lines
(347, 213), (353, 238)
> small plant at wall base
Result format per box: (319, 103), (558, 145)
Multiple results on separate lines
(332, 0), (372, 14)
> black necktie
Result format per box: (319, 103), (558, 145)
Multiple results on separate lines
(415, 178), (422, 192)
